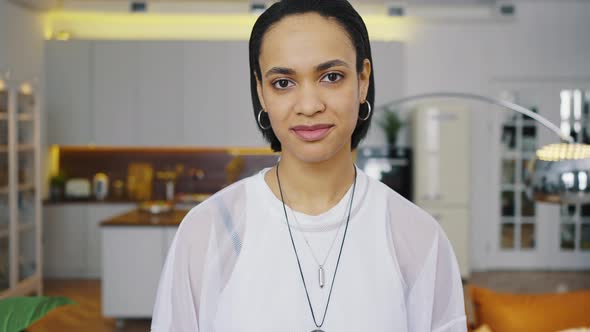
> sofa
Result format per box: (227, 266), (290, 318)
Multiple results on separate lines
(468, 285), (590, 332)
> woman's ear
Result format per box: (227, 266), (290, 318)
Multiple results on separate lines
(359, 59), (371, 102)
(255, 72), (267, 110)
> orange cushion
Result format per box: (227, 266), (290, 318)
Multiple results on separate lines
(469, 286), (590, 332)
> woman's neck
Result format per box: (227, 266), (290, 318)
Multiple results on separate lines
(265, 148), (356, 216)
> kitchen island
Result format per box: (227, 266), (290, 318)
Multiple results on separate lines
(100, 208), (193, 324)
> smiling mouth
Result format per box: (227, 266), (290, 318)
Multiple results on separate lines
(290, 125), (334, 142)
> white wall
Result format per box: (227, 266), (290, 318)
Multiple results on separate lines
(404, 0), (590, 270)
(406, 0), (590, 95)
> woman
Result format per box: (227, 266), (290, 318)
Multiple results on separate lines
(152, 0), (467, 331)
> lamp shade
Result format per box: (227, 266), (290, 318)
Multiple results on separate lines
(527, 143), (590, 204)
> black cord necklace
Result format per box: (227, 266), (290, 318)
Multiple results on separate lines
(276, 163), (357, 332)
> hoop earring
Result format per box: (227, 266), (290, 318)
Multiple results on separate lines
(257, 110), (272, 130)
(359, 100), (372, 121)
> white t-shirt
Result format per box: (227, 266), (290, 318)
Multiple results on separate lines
(151, 166), (467, 332)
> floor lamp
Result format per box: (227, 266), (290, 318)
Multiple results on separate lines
(378, 92), (590, 204)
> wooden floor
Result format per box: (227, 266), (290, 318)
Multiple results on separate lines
(28, 279), (150, 332)
(27, 272), (590, 331)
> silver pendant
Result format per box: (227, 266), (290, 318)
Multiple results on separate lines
(318, 265), (325, 288)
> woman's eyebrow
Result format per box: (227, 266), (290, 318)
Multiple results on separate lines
(265, 67), (295, 78)
(315, 59), (350, 72)
(264, 59), (351, 79)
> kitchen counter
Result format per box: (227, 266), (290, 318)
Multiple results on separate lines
(100, 209), (190, 227)
(44, 193), (211, 206)
(43, 198), (140, 205)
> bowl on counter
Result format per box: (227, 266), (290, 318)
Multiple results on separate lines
(138, 200), (174, 214)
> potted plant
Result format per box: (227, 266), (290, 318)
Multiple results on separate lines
(0, 296), (74, 331)
(49, 172), (66, 201)
(378, 109), (404, 153)
(376, 109), (412, 200)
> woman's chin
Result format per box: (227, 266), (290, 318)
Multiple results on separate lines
(287, 143), (349, 165)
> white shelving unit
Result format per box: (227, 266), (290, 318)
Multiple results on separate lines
(0, 77), (43, 298)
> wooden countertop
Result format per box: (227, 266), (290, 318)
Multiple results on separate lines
(100, 209), (190, 227)
(44, 198), (138, 205)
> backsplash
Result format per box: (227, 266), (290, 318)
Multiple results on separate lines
(51, 146), (278, 201)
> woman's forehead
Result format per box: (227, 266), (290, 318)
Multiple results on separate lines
(259, 13), (356, 73)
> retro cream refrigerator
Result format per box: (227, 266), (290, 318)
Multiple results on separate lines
(413, 103), (471, 278)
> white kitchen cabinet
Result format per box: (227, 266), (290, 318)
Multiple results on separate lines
(44, 204), (135, 278)
(102, 227), (166, 318)
(137, 42), (185, 146)
(43, 205), (88, 278)
(45, 41), (93, 145)
(183, 42), (228, 146)
(92, 41), (138, 145)
(224, 42), (265, 146)
(45, 40), (404, 148)
(86, 204), (135, 278)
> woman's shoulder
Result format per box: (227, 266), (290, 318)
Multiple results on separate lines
(363, 170), (449, 272)
(362, 170), (438, 232)
(364, 172), (459, 289)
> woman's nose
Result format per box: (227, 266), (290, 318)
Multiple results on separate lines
(295, 84), (325, 116)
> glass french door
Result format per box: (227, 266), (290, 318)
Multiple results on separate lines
(487, 81), (590, 269)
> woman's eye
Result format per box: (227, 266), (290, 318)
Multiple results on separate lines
(272, 79), (293, 89)
(322, 73), (343, 83)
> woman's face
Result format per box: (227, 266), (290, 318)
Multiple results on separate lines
(256, 12), (371, 164)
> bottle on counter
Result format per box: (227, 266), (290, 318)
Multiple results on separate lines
(166, 180), (174, 201)
(93, 172), (109, 200)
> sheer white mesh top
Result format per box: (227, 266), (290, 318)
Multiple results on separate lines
(151, 166), (467, 332)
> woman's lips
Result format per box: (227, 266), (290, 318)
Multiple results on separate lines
(291, 124), (334, 142)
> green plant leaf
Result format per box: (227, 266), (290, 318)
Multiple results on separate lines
(378, 110), (404, 145)
(0, 296), (75, 332)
